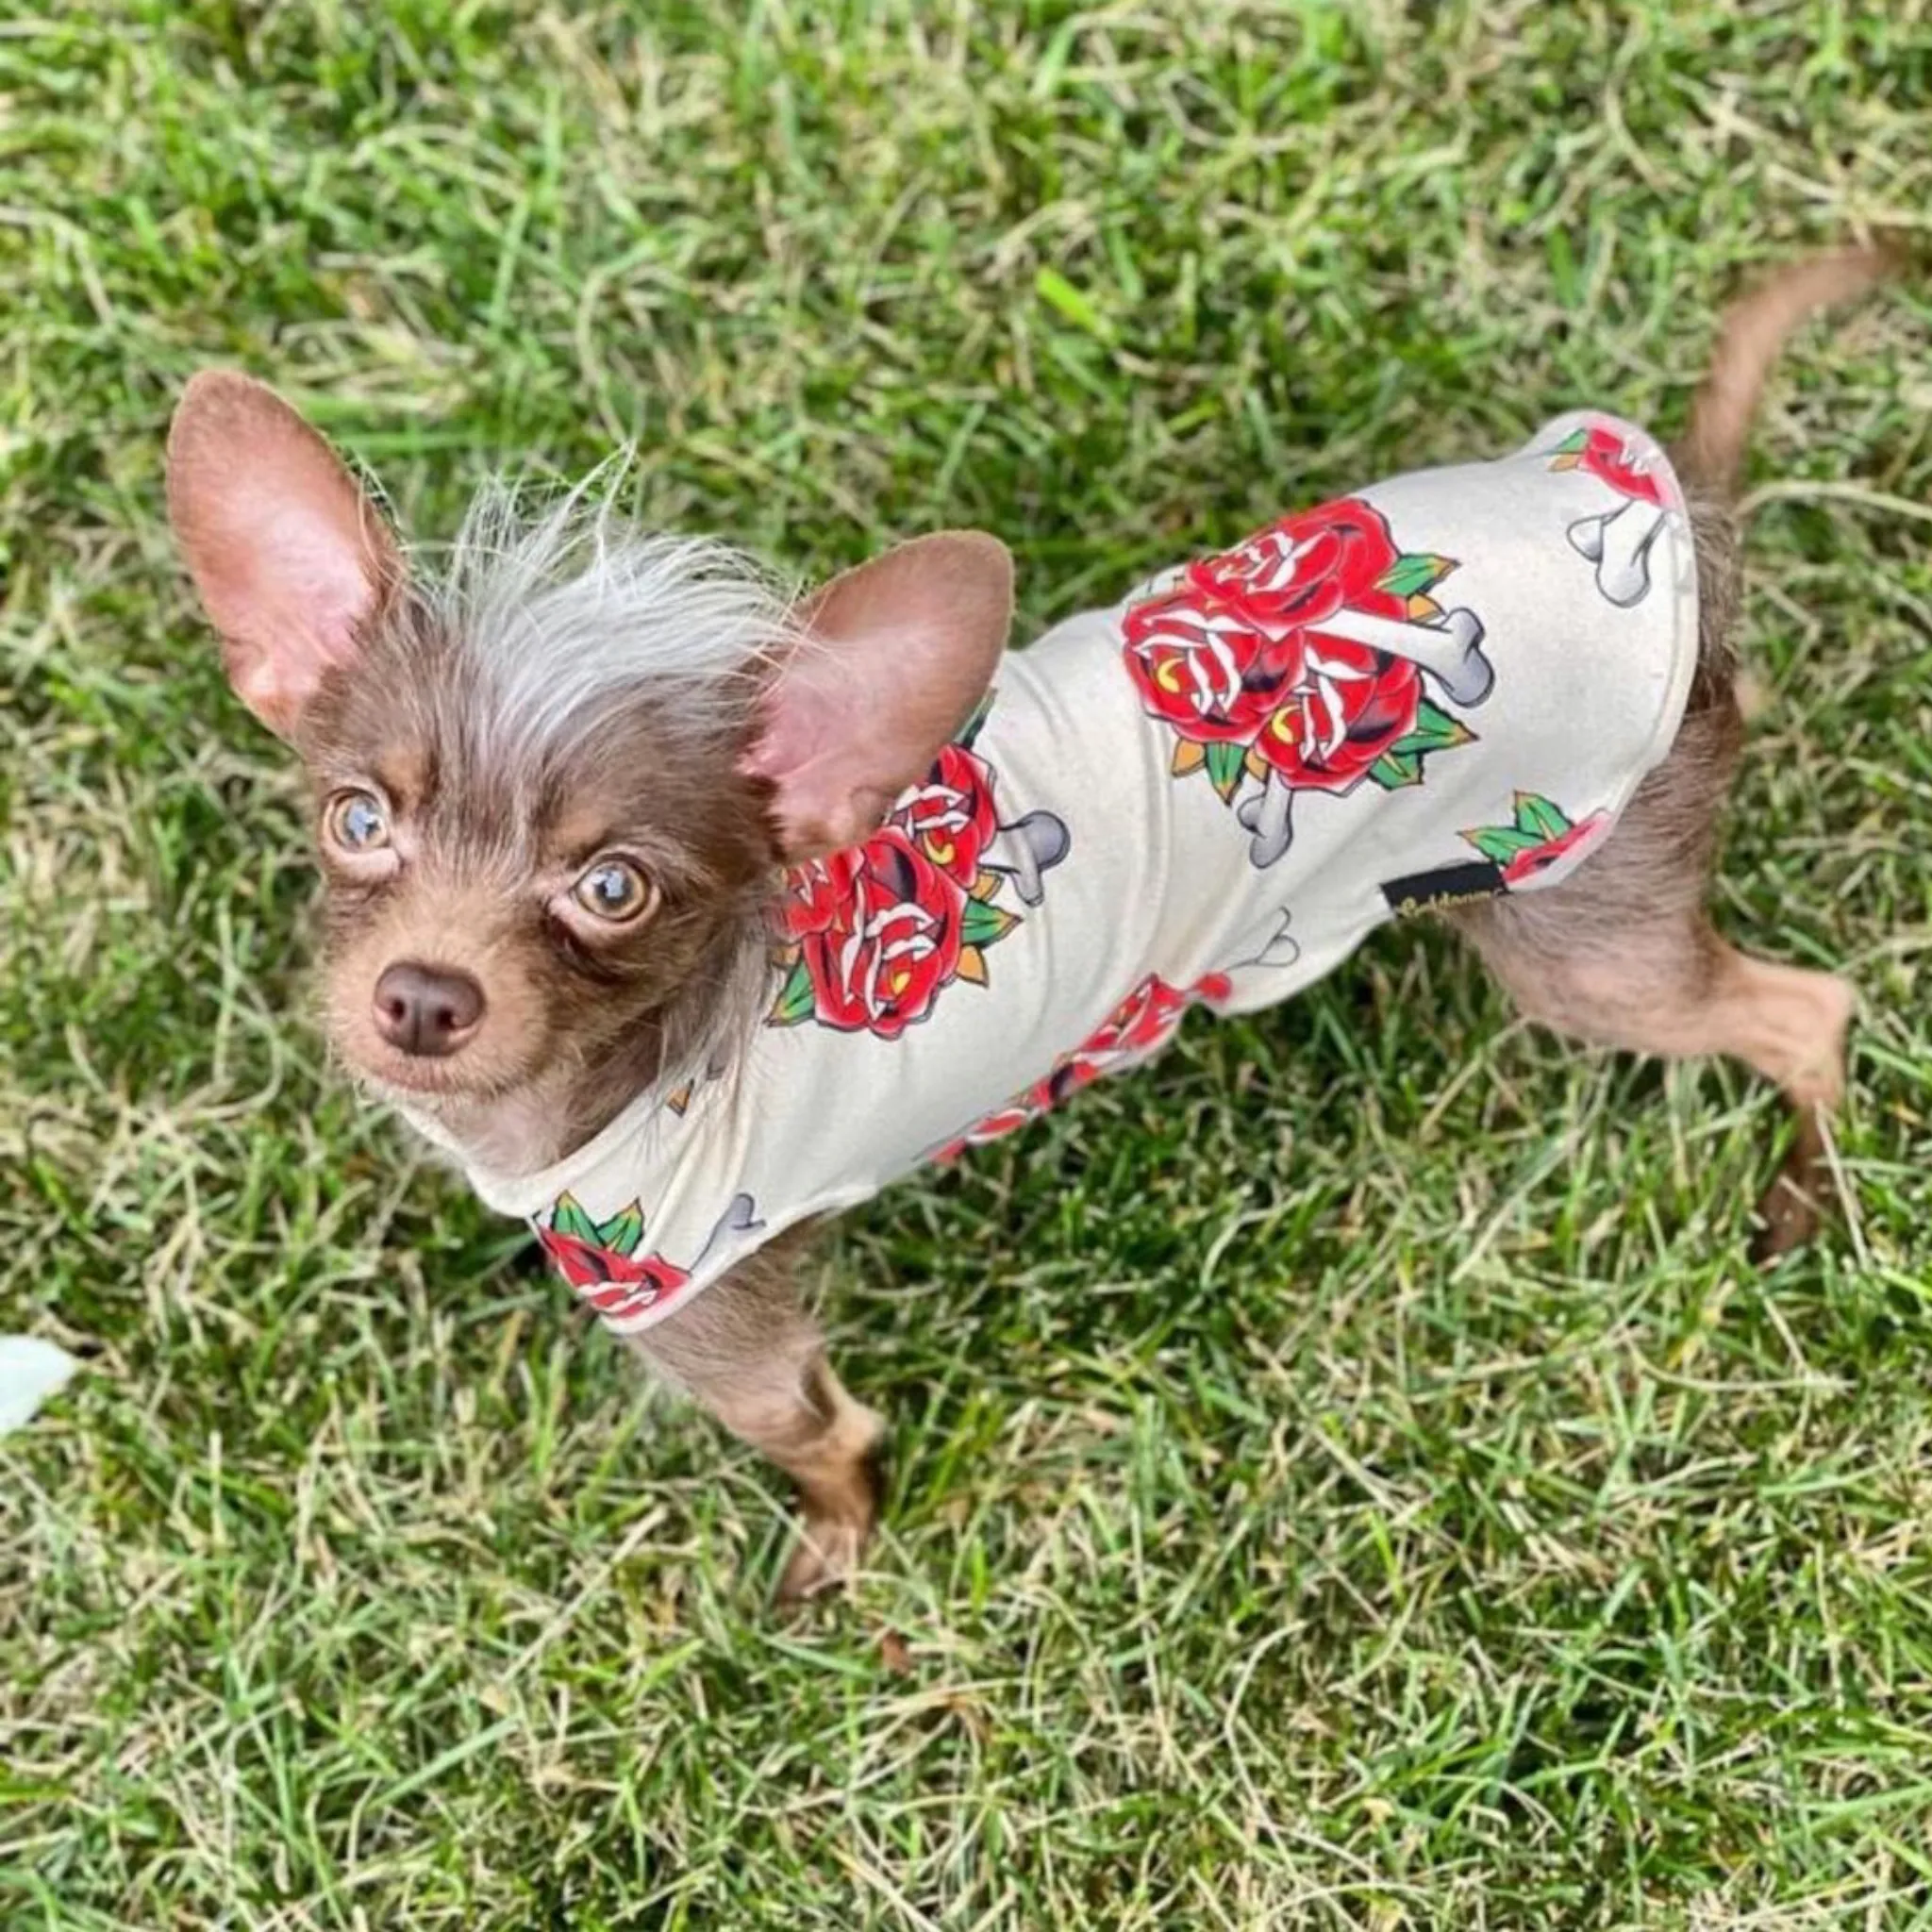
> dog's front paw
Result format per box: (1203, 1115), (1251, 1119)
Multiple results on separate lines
(776, 1512), (873, 1604)
(774, 1425), (885, 1607)
(1750, 1119), (1837, 1263)
(1751, 1160), (1827, 1263)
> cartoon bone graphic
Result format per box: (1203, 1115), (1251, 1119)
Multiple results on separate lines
(981, 809), (1071, 907)
(1558, 428), (1671, 608)
(1567, 498), (1666, 608)
(1310, 602), (1495, 708)
(1219, 905), (1301, 980)
(1237, 779), (1297, 869)
(1235, 604), (1494, 870)
(1245, 906), (1300, 972)
(694, 1192), (763, 1267)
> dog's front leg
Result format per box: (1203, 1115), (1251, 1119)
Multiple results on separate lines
(629, 1234), (886, 1604)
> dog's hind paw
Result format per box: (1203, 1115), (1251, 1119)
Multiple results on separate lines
(1749, 1119), (1836, 1263)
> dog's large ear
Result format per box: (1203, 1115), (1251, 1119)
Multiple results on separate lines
(166, 371), (401, 739)
(744, 530), (1012, 861)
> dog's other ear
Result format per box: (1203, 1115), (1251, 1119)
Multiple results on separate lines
(744, 530), (1012, 861)
(166, 371), (401, 739)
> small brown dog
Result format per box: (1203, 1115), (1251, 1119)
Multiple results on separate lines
(168, 247), (1891, 1599)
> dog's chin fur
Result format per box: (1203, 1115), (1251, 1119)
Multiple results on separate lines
(295, 476), (792, 1179)
(362, 1063), (604, 1178)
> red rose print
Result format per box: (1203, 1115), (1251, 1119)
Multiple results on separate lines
(1124, 496), (1482, 854)
(1501, 810), (1609, 887)
(795, 828), (965, 1039)
(1460, 795), (1610, 892)
(538, 1225), (691, 1323)
(1123, 500), (1406, 756)
(1576, 423), (1663, 506)
(1187, 496), (1401, 631)
(537, 1207), (691, 1325)
(781, 746), (1000, 942)
(1063, 969), (1231, 1072)
(1191, 971), (1235, 1009)
(1082, 974), (1190, 1058)
(1247, 644), (1422, 793)
(932, 969), (1237, 1160)
(1556, 425), (1672, 608)
(781, 847), (866, 941)
(536, 1192), (762, 1329)
(897, 741), (1001, 887)
(1120, 591), (1286, 745)
(768, 719), (1069, 1037)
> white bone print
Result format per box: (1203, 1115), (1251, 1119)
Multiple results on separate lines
(1237, 770), (1296, 869)
(1312, 605), (1495, 708)
(1567, 499), (1666, 608)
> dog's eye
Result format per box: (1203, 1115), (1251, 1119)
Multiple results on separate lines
(572, 858), (657, 924)
(325, 789), (391, 854)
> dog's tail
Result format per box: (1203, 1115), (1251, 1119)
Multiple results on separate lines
(1676, 242), (1904, 502)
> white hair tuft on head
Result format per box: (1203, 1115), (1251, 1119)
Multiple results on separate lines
(416, 458), (802, 758)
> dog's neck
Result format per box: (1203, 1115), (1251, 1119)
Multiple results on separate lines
(399, 1074), (598, 1179)
(400, 1041), (664, 1176)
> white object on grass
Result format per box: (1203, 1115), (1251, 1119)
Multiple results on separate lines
(0, 1337), (79, 1437)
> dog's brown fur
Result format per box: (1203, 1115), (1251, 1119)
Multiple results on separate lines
(1451, 244), (1896, 1271)
(168, 247), (1894, 1600)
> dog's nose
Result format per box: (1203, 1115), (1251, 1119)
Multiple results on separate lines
(372, 961), (485, 1058)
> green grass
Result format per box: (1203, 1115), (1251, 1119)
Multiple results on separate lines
(5, 2), (1932, 1924)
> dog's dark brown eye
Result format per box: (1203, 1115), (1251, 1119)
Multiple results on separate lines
(325, 789), (391, 854)
(573, 858), (656, 924)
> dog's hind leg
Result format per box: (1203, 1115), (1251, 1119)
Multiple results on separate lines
(1450, 701), (1854, 1257)
(1466, 917), (1852, 1255)
(631, 1234), (886, 1604)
